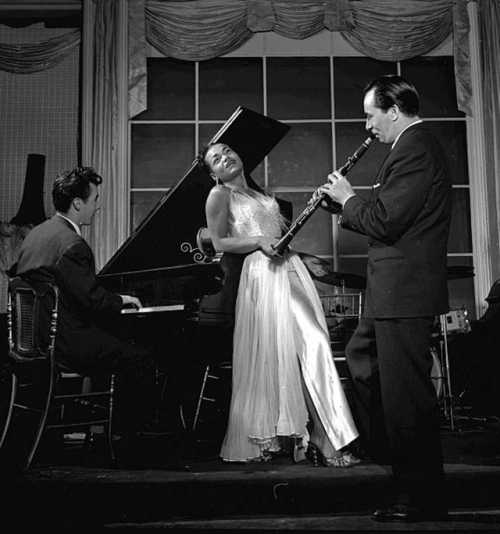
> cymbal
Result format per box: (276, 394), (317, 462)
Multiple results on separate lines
(314, 271), (367, 289)
(447, 265), (475, 280)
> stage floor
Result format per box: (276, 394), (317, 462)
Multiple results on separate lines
(2, 415), (500, 532)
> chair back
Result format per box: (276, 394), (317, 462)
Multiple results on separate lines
(7, 277), (59, 365)
(2, 277), (116, 469)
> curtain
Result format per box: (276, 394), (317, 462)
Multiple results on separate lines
(145, 0), (452, 61)
(478, 0), (500, 244)
(130, 0), (471, 118)
(0, 1), (473, 116)
(0, 29), (80, 74)
(84, 0), (125, 268)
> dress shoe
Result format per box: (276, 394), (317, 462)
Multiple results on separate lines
(346, 439), (371, 461)
(372, 504), (448, 523)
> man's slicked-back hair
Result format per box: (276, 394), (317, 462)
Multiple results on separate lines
(52, 166), (102, 213)
(364, 74), (420, 117)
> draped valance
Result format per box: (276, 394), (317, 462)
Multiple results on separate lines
(137, 0), (472, 115)
(145, 0), (452, 61)
(0, 28), (80, 74)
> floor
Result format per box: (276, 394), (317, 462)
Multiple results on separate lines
(1, 413), (500, 533)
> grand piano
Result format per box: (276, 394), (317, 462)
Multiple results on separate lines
(98, 107), (291, 328)
(98, 108), (291, 433)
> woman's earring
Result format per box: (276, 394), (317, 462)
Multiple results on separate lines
(211, 173), (220, 185)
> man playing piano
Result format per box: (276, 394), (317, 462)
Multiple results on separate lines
(13, 166), (156, 435)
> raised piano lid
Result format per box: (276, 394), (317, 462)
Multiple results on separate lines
(99, 107), (291, 277)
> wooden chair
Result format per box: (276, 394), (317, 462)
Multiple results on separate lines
(0, 277), (115, 469)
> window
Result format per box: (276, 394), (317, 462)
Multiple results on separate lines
(130, 45), (474, 317)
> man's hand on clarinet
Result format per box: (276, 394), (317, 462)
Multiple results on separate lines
(319, 171), (356, 208)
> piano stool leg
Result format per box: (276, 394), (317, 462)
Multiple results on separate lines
(191, 362), (232, 433)
(192, 365), (213, 431)
(152, 364), (168, 426)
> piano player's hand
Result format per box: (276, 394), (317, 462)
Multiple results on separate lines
(120, 294), (143, 309)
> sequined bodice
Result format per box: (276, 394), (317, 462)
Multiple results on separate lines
(227, 187), (285, 238)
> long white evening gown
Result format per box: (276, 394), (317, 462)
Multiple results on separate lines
(219, 186), (358, 462)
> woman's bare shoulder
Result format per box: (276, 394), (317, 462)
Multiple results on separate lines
(207, 185), (230, 204)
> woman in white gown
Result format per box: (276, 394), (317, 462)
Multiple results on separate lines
(202, 142), (359, 466)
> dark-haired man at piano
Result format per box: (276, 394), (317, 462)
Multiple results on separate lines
(13, 167), (156, 434)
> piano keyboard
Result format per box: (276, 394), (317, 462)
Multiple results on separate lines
(121, 304), (185, 315)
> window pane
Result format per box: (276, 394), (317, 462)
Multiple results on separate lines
(199, 123), (222, 148)
(130, 190), (167, 232)
(401, 56), (464, 118)
(426, 121), (469, 185)
(267, 57), (331, 119)
(335, 123), (390, 186)
(276, 191), (333, 257)
(449, 188), (472, 253)
(131, 124), (195, 188)
(134, 58), (195, 120)
(334, 57), (396, 119)
(199, 58), (263, 120)
(268, 123), (332, 188)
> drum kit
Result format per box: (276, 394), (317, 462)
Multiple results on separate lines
(315, 264), (475, 431)
(431, 265), (474, 430)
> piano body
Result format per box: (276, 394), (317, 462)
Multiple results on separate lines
(98, 106), (291, 329)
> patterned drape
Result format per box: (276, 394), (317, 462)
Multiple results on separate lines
(0, 29), (80, 74)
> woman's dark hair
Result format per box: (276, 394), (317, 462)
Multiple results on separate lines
(363, 74), (420, 117)
(52, 166), (102, 213)
(196, 143), (217, 174)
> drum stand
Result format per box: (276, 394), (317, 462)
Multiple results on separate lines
(438, 314), (458, 431)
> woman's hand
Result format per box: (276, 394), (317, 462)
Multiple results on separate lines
(256, 236), (282, 259)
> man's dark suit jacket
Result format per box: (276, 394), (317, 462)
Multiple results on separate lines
(15, 214), (126, 374)
(342, 122), (452, 318)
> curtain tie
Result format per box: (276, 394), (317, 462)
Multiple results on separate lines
(247, 0), (275, 32)
(325, 0), (354, 31)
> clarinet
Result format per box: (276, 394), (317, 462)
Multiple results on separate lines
(272, 134), (376, 256)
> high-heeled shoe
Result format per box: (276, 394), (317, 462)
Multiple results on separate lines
(306, 443), (359, 468)
(249, 450), (274, 463)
